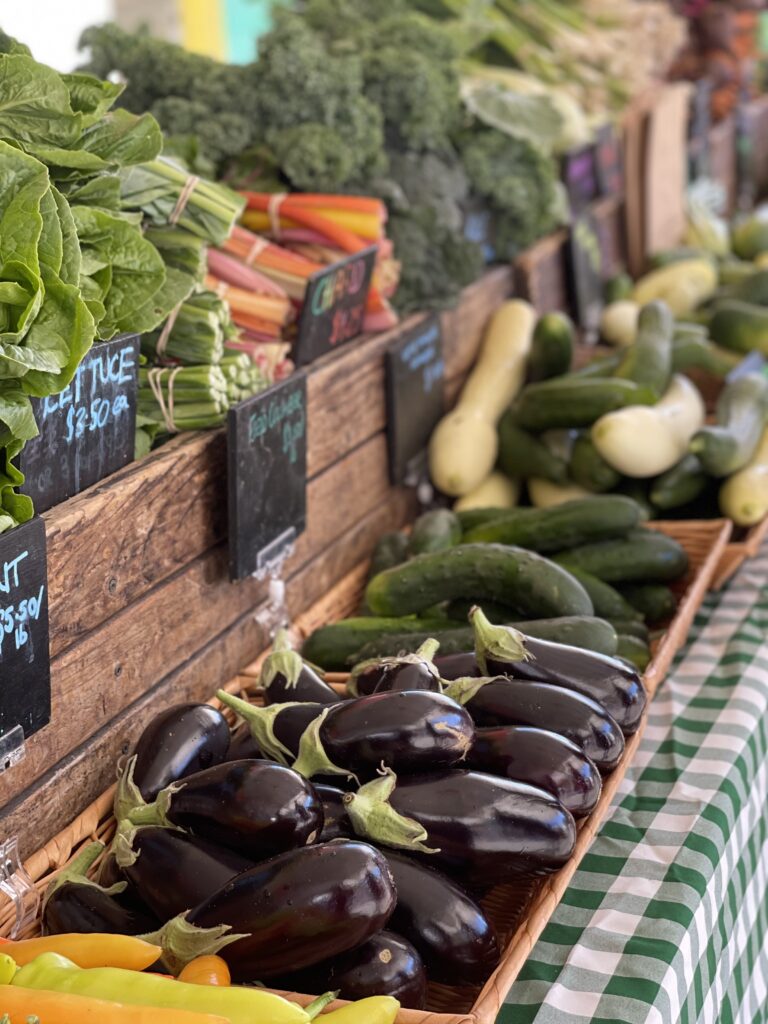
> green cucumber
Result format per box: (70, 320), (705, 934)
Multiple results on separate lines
(528, 312), (575, 382)
(616, 479), (655, 521)
(616, 634), (651, 671)
(571, 352), (623, 379)
(690, 373), (768, 476)
(368, 532), (409, 578)
(554, 528), (689, 583)
(613, 300), (673, 398)
(497, 411), (569, 483)
(671, 333), (741, 378)
(302, 616), (451, 671)
(720, 268), (768, 305)
(445, 598), (518, 623)
(569, 434), (621, 493)
(511, 377), (656, 431)
(604, 272), (634, 303)
(408, 509), (462, 556)
(609, 619), (649, 642)
(718, 259), (757, 287)
(709, 299), (768, 354)
(456, 507), (514, 534)
(365, 544), (594, 619)
(462, 495), (642, 551)
(565, 568), (642, 622)
(650, 454), (709, 510)
(618, 583), (677, 624)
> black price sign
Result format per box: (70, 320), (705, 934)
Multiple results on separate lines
(293, 246), (377, 367)
(385, 315), (445, 486)
(227, 374), (307, 582)
(0, 517), (50, 746)
(568, 213), (604, 333)
(594, 124), (624, 198)
(19, 334), (139, 514)
(562, 145), (599, 214)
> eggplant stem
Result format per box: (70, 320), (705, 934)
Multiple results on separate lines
(291, 708), (357, 782)
(415, 637), (440, 662)
(141, 914), (247, 974)
(443, 675), (500, 706)
(260, 648), (305, 693)
(43, 842), (126, 910)
(215, 690), (296, 764)
(305, 992), (338, 1019)
(470, 606), (529, 675)
(343, 768), (440, 856)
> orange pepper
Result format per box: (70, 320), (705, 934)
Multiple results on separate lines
(0, 984), (229, 1024)
(1, 935), (161, 972)
(178, 956), (231, 987)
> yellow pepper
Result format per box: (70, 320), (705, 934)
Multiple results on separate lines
(0, 983), (229, 1024)
(1, 934), (161, 971)
(317, 996), (400, 1024)
(178, 955), (231, 986)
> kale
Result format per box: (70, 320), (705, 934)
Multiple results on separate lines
(150, 98), (251, 171)
(382, 150), (469, 232)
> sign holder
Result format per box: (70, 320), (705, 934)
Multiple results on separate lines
(0, 836), (39, 938)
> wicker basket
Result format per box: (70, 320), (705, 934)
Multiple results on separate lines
(0, 519), (731, 1023)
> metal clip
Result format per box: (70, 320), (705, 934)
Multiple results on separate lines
(0, 837), (38, 938)
(0, 725), (26, 774)
(404, 452), (434, 510)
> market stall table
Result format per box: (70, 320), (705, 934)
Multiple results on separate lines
(502, 544), (768, 1023)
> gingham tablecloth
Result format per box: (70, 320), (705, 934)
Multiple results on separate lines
(501, 544), (768, 1024)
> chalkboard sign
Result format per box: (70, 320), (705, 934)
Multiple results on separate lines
(19, 334), (139, 514)
(228, 374), (307, 581)
(562, 145), (599, 214)
(293, 247), (377, 367)
(568, 213), (604, 333)
(594, 124), (623, 198)
(385, 315), (445, 486)
(0, 517), (50, 744)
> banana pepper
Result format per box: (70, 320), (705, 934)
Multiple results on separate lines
(0, 983), (229, 1023)
(318, 996), (400, 1024)
(1, 933), (161, 970)
(11, 953), (311, 1024)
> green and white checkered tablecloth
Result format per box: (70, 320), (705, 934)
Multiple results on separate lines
(501, 545), (768, 1024)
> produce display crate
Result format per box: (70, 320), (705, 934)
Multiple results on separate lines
(0, 518), (730, 1023)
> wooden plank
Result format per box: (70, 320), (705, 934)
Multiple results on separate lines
(1, 433), (400, 808)
(2, 490), (416, 859)
(514, 229), (569, 315)
(709, 115), (737, 216)
(593, 196), (626, 278)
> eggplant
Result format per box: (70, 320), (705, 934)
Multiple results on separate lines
(128, 760), (323, 859)
(291, 690), (475, 781)
(467, 726), (602, 818)
(383, 850), (500, 985)
(263, 630), (340, 706)
(270, 931), (427, 1008)
(315, 783), (354, 841)
(348, 639), (442, 697)
(162, 840), (396, 981)
(344, 769), (576, 886)
(216, 691), (325, 765)
(225, 722), (264, 762)
(444, 676), (624, 774)
(471, 607), (646, 735)
(43, 843), (159, 937)
(119, 827), (253, 922)
(434, 651), (480, 681)
(131, 703), (230, 802)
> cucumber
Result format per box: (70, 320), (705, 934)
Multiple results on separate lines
(462, 495), (642, 551)
(497, 411), (569, 483)
(528, 312), (575, 382)
(650, 454), (709, 510)
(613, 300), (673, 397)
(456, 506), (513, 534)
(718, 259), (757, 287)
(553, 528), (689, 583)
(616, 634), (651, 671)
(690, 373), (768, 476)
(512, 377), (656, 431)
(571, 352), (623, 379)
(368, 532), (409, 578)
(604, 272), (634, 303)
(445, 598), (518, 623)
(569, 433), (621, 492)
(709, 299), (768, 355)
(609, 619), (649, 642)
(671, 333), (741, 378)
(408, 509), (462, 556)
(348, 615), (619, 663)
(618, 583), (677, 624)
(616, 478), (655, 520)
(720, 268), (768, 305)
(365, 544), (594, 619)
(302, 616), (452, 671)
(565, 568), (642, 621)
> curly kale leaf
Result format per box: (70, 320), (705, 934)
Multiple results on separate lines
(150, 97), (251, 170)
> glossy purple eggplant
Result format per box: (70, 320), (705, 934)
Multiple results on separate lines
(119, 827), (253, 922)
(434, 651), (480, 681)
(445, 676), (624, 774)
(131, 704), (230, 802)
(315, 783), (354, 841)
(291, 690), (475, 780)
(216, 691), (325, 765)
(382, 850), (500, 984)
(345, 769), (576, 886)
(263, 630), (341, 707)
(467, 726), (602, 818)
(348, 639), (442, 697)
(128, 760), (323, 859)
(225, 722), (264, 762)
(471, 607), (646, 735)
(273, 703), (326, 759)
(270, 931), (427, 1008)
(172, 840), (396, 981)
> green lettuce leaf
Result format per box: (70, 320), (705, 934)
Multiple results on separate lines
(61, 71), (123, 127)
(0, 54), (80, 147)
(22, 266), (95, 396)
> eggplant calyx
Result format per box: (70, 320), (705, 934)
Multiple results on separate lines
(215, 690), (296, 764)
(141, 915), (247, 975)
(42, 842), (126, 911)
(305, 993), (338, 1020)
(443, 675), (501, 706)
(114, 755), (147, 823)
(343, 768), (440, 855)
(348, 637), (442, 694)
(127, 780), (184, 829)
(260, 633), (306, 693)
(291, 708), (357, 782)
(470, 606), (529, 675)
